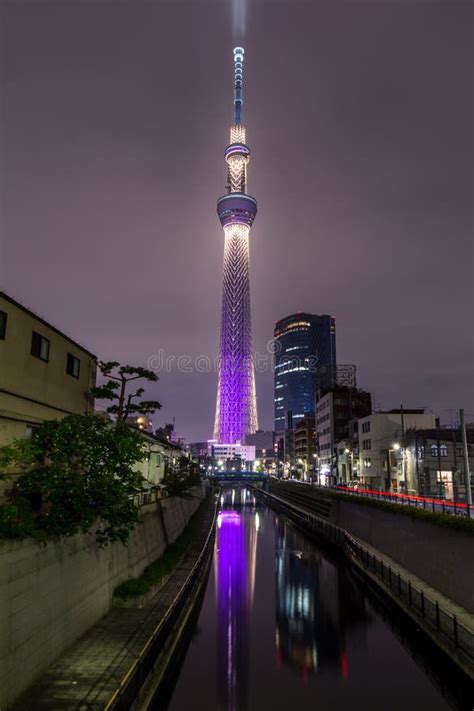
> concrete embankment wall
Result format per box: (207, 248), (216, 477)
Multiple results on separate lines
(0, 487), (204, 709)
(330, 500), (474, 614)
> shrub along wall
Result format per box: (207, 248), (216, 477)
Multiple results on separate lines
(0, 487), (204, 710)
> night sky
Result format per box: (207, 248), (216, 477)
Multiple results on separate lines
(1, 1), (472, 441)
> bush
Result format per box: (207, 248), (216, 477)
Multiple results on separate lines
(0, 414), (146, 546)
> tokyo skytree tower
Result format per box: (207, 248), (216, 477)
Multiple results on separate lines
(213, 47), (258, 444)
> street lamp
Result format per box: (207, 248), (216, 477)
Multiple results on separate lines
(391, 442), (407, 492)
(344, 448), (354, 482)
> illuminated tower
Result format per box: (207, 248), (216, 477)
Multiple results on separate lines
(214, 47), (258, 444)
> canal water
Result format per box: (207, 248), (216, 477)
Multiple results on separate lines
(166, 492), (468, 711)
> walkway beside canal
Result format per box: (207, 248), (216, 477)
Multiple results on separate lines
(11, 496), (216, 711)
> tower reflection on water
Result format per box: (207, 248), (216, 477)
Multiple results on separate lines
(214, 491), (369, 710)
(215, 489), (258, 711)
(275, 515), (369, 681)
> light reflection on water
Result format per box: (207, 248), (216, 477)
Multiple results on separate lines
(167, 490), (463, 711)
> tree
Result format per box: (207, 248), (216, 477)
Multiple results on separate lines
(91, 361), (161, 427)
(162, 456), (202, 499)
(0, 414), (146, 545)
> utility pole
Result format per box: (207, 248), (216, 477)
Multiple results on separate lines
(400, 404), (406, 492)
(414, 430), (420, 495)
(460, 409), (472, 507)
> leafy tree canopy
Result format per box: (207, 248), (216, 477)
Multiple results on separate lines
(162, 456), (202, 499)
(91, 361), (161, 426)
(0, 414), (146, 546)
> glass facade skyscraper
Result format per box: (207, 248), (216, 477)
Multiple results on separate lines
(274, 313), (336, 433)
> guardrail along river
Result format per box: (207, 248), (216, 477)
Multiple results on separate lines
(165, 490), (471, 711)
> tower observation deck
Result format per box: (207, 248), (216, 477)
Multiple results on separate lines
(214, 47), (258, 444)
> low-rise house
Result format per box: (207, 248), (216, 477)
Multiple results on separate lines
(404, 426), (474, 500)
(357, 409), (436, 491)
(136, 428), (188, 486)
(0, 292), (96, 446)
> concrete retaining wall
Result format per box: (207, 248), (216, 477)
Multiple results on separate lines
(0, 487), (204, 709)
(332, 500), (474, 613)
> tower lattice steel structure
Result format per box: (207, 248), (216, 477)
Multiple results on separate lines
(213, 47), (258, 444)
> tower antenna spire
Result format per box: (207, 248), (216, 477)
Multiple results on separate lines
(233, 46), (244, 124)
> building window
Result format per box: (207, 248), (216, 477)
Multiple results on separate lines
(362, 421), (370, 433)
(25, 424), (40, 439)
(0, 310), (7, 340)
(431, 444), (448, 458)
(31, 331), (50, 362)
(66, 353), (80, 378)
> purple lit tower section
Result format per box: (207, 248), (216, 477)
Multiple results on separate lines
(214, 47), (258, 444)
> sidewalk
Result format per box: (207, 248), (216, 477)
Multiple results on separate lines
(349, 533), (474, 634)
(11, 498), (215, 710)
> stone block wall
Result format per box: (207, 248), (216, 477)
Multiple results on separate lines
(332, 500), (474, 613)
(0, 487), (204, 708)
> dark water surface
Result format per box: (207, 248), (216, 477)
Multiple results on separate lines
(166, 496), (466, 711)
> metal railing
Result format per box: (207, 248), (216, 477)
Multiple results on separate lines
(345, 534), (474, 664)
(322, 484), (472, 518)
(132, 485), (167, 508)
(258, 488), (474, 668)
(105, 502), (218, 711)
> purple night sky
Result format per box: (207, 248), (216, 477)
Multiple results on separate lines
(1, 1), (472, 441)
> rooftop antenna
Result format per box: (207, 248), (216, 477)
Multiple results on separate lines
(233, 47), (244, 124)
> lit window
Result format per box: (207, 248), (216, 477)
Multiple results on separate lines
(430, 445), (438, 457)
(66, 353), (81, 379)
(439, 445), (448, 457)
(31, 331), (50, 362)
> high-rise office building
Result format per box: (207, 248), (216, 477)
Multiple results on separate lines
(274, 313), (336, 433)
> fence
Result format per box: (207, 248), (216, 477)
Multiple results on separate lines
(132, 485), (167, 508)
(324, 484), (472, 518)
(345, 534), (474, 664)
(104, 502), (217, 711)
(258, 488), (474, 669)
